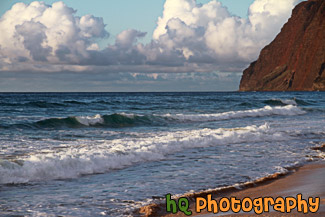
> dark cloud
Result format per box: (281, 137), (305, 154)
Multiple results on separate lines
(0, 70), (242, 92)
(15, 21), (52, 61)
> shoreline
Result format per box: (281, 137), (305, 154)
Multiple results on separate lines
(138, 160), (325, 217)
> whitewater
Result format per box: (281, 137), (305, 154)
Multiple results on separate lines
(0, 92), (324, 216)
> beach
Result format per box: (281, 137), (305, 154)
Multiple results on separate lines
(140, 161), (325, 216)
(0, 92), (324, 216)
(0, 0), (324, 216)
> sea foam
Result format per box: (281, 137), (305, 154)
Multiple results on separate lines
(29, 105), (305, 129)
(75, 114), (104, 126)
(161, 105), (305, 122)
(0, 123), (290, 184)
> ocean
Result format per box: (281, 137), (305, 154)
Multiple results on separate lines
(0, 92), (324, 216)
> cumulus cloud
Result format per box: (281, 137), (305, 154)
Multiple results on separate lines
(0, 1), (108, 66)
(116, 29), (147, 48)
(15, 21), (52, 62)
(152, 0), (302, 66)
(0, 0), (302, 73)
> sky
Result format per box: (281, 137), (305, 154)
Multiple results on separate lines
(0, 0), (302, 92)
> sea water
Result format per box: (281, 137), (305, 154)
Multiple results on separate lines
(0, 92), (324, 216)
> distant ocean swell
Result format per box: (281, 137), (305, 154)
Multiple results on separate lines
(0, 123), (291, 184)
(0, 100), (114, 107)
(0, 98), (311, 108)
(2, 105), (306, 129)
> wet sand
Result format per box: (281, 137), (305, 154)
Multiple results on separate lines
(139, 162), (325, 217)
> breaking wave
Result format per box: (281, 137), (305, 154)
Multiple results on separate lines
(34, 114), (155, 128)
(0, 123), (290, 184)
(161, 105), (305, 122)
(263, 98), (312, 106)
(2, 105), (306, 129)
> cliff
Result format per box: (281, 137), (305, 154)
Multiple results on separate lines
(239, 0), (325, 91)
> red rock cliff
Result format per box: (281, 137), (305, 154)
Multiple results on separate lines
(239, 0), (325, 91)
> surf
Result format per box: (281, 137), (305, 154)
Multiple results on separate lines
(0, 123), (292, 184)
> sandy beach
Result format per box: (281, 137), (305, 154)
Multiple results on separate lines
(139, 161), (325, 217)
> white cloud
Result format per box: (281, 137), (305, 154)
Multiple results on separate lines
(0, 0), (302, 73)
(15, 21), (52, 61)
(152, 0), (302, 65)
(0, 1), (108, 65)
(116, 29), (147, 48)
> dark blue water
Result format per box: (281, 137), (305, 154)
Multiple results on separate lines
(0, 92), (324, 216)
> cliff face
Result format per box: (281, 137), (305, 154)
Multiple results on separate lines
(239, 0), (325, 91)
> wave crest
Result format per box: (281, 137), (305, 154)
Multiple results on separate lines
(263, 98), (311, 106)
(162, 105), (305, 122)
(3, 105), (306, 129)
(0, 123), (289, 184)
(34, 114), (154, 128)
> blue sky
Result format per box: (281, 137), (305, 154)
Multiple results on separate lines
(0, 0), (299, 92)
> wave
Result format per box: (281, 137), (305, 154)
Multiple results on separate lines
(0, 101), (65, 108)
(63, 100), (88, 105)
(161, 105), (305, 122)
(237, 102), (254, 107)
(35, 116), (85, 128)
(3, 105), (305, 129)
(26, 101), (65, 108)
(0, 100), (109, 108)
(295, 99), (313, 106)
(34, 114), (156, 129)
(0, 123), (291, 184)
(263, 98), (312, 106)
(0, 100), (136, 108)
